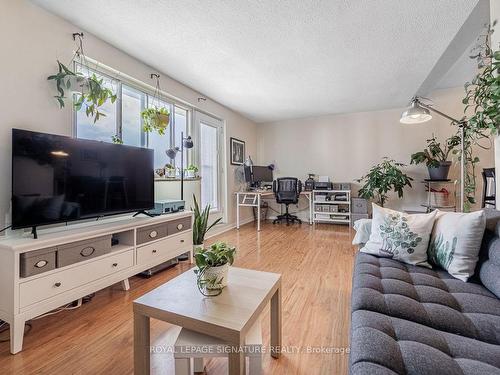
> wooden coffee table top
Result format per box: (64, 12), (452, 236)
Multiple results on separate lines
(133, 267), (281, 342)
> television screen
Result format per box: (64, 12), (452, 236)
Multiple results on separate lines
(12, 129), (154, 229)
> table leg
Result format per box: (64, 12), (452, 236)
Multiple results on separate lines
(236, 193), (240, 229)
(270, 284), (282, 359)
(134, 311), (150, 375)
(228, 348), (245, 375)
(257, 194), (261, 231)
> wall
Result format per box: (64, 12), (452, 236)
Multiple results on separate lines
(256, 87), (494, 216)
(0, 0), (258, 233)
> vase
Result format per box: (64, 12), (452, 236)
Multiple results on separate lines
(428, 161), (452, 180)
(202, 263), (229, 289)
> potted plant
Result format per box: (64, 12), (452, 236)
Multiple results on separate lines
(410, 135), (460, 180)
(185, 164), (198, 178)
(192, 194), (222, 253)
(194, 242), (236, 296)
(47, 61), (117, 123)
(141, 107), (170, 135)
(165, 163), (176, 178)
(357, 157), (413, 207)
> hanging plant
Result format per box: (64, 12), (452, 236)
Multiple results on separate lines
(46, 33), (117, 123)
(456, 22), (498, 211)
(141, 107), (170, 135)
(140, 73), (170, 135)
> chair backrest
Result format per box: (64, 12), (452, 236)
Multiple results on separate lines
(273, 177), (301, 204)
(482, 168), (496, 208)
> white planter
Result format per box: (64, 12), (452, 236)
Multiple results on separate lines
(166, 169), (176, 178)
(193, 243), (204, 253)
(186, 170), (196, 178)
(202, 263), (229, 289)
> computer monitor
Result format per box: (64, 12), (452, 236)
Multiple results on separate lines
(244, 165), (253, 183)
(252, 166), (274, 183)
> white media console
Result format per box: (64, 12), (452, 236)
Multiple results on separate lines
(0, 211), (193, 354)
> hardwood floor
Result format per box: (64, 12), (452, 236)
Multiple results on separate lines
(0, 222), (357, 375)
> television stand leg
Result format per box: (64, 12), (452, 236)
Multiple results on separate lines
(133, 210), (157, 218)
(31, 226), (38, 239)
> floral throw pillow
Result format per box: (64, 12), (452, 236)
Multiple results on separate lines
(360, 204), (437, 267)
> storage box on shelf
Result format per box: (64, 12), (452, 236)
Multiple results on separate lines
(0, 211), (193, 354)
(313, 189), (351, 225)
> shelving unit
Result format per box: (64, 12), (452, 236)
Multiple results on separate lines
(313, 189), (351, 225)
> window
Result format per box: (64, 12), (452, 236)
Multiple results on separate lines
(121, 85), (146, 147)
(75, 69), (117, 142)
(74, 66), (186, 172)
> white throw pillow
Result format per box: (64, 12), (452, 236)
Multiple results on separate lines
(361, 204), (437, 267)
(427, 210), (486, 281)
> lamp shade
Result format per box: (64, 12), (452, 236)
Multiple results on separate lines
(400, 100), (432, 124)
(166, 147), (179, 159)
(183, 136), (194, 149)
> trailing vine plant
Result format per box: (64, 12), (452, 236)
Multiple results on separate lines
(458, 21), (498, 211)
(47, 33), (118, 130)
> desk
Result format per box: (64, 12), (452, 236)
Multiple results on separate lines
(133, 267), (282, 375)
(236, 190), (312, 231)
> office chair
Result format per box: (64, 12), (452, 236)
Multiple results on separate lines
(272, 177), (302, 225)
(482, 168), (496, 209)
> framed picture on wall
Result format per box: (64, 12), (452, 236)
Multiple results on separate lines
(230, 137), (245, 165)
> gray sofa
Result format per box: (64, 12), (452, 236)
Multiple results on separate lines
(349, 212), (500, 375)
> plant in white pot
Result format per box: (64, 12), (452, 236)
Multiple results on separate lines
(194, 242), (236, 296)
(165, 163), (176, 178)
(192, 194), (222, 252)
(185, 164), (198, 178)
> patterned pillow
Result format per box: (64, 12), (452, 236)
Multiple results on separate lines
(361, 204), (437, 267)
(428, 210), (486, 281)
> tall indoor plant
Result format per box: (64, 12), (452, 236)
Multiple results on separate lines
(357, 157), (413, 207)
(410, 135), (460, 180)
(192, 195), (222, 252)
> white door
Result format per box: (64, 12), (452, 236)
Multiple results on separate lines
(193, 111), (225, 223)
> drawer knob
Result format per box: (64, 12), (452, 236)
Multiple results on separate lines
(112, 263), (118, 267)
(54, 282), (62, 287)
(152, 249), (157, 254)
(180, 239), (185, 243)
(177, 223), (183, 230)
(149, 230), (158, 238)
(35, 260), (48, 268)
(80, 246), (96, 257)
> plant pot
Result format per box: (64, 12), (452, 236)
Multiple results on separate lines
(156, 113), (170, 128)
(186, 170), (195, 178)
(428, 161), (452, 180)
(193, 243), (204, 253)
(166, 169), (176, 178)
(202, 263), (229, 289)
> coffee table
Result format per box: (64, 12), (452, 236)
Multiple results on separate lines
(133, 267), (282, 375)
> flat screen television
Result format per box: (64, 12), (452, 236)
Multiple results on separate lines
(12, 129), (154, 230)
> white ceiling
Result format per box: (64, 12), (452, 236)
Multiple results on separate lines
(32, 0), (481, 123)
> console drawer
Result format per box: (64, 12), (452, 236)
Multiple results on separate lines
(57, 235), (112, 267)
(20, 247), (57, 278)
(167, 217), (192, 236)
(137, 231), (191, 266)
(19, 249), (134, 308)
(136, 223), (169, 245)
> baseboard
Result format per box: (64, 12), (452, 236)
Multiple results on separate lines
(205, 216), (255, 239)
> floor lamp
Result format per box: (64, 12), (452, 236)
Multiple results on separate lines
(166, 132), (194, 201)
(400, 96), (466, 212)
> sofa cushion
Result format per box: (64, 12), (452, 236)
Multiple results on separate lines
(475, 211), (500, 298)
(350, 309), (500, 375)
(352, 253), (500, 345)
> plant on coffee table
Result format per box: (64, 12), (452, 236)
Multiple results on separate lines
(192, 194), (222, 251)
(194, 242), (236, 296)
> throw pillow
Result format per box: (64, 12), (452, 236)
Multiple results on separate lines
(361, 204), (437, 267)
(427, 210), (486, 281)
